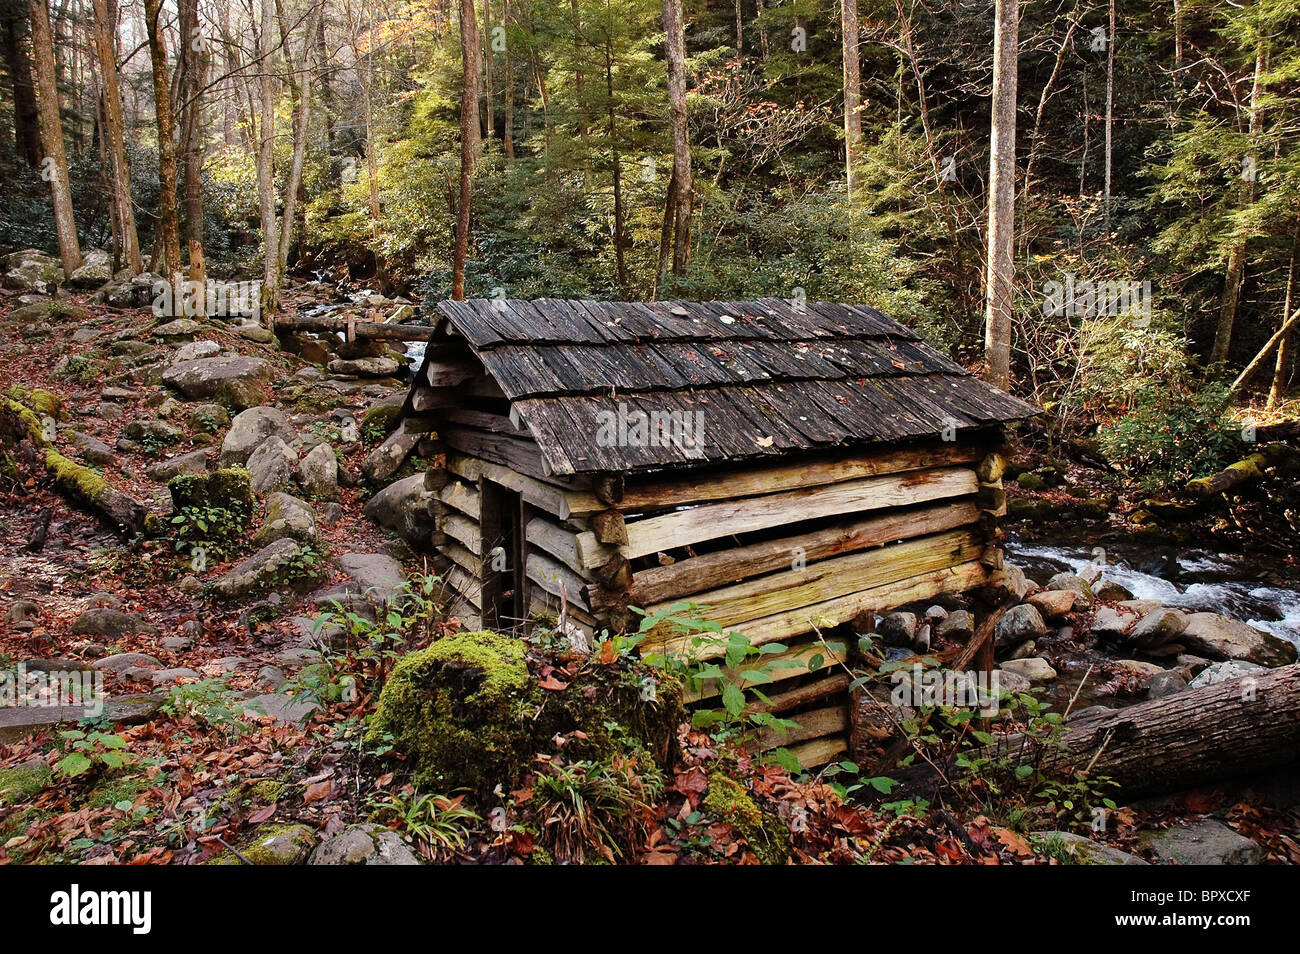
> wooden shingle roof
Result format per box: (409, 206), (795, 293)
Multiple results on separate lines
(425, 298), (1037, 475)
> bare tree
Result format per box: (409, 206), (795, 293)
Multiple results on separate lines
(177, 0), (206, 295)
(89, 0), (141, 274)
(841, 0), (862, 194)
(28, 0), (80, 274)
(658, 0), (691, 285)
(144, 0), (181, 282)
(983, 0), (1018, 389)
(452, 0), (480, 299)
(255, 0), (280, 318)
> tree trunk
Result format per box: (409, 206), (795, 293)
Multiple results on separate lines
(255, 0), (280, 318)
(1211, 40), (1266, 366)
(452, 0), (480, 300)
(276, 2), (321, 282)
(89, 0), (141, 274)
(177, 0), (205, 297)
(316, 6), (333, 150)
(983, 0), (1018, 390)
(840, 0), (862, 194)
(3, 7), (41, 166)
(28, 0), (80, 274)
(605, 33), (627, 294)
(1102, 0), (1114, 215)
(502, 0), (514, 159)
(482, 0), (493, 142)
(143, 0), (180, 283)
(1268, 224), (1299, 409)
(895, 664), (1300, 799)
(661, 0), (691, 278)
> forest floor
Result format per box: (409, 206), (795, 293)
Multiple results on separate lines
(1, 279), (1298, 865)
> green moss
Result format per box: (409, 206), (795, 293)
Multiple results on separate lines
(367, 632), (684, 798)
(361, 401), (403, 441)
(7, 385), (61, 420)
(85, 773), (148, 810)
(207, 823), (315, 865)
(1016, 472), (1046, 491)
(703, 773), (791, 865)
(45, 448), (108, 503)
(0, 760), (53, 803)
(252, 780), (286, 802)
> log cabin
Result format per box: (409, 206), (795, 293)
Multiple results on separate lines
(398, 298), (1037, 767)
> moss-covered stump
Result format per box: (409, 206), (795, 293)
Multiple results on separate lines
(702, 772), (792, 865)
(367, 631), (685, 797)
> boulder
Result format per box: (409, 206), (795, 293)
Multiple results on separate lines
(4, 249), (63, 292)
(153, 318), (202, 341)
(1044, 572), (1095, 609)
(174, 339), (220, 363)
(361, 473), (437, 545)
(1026, 589), (1076, 619)
(1142, 820), (1264, 866)
(308, 824), (419, 866)
(253, 491), (318, 546)
(934, 609), (973, 640)
(328, 355), (402, 378)
(124, 418), (184, 447)
(92, 652), (162, 673)
(246, 436), (297, 494)
(66, 431), (116, 468)
(1147, 670), (1188, 699)
(212, 538), (307, 600)
(878, 611), (919, 647)
(294, 442), (339, 499)
(146, 448), (209, 482)
(994, 604), (1047, 648)
(998, 657), (1057, 682)
(1126, 609), (1190, 649)
(67, 250), (112, 287)
(161, 355), (271, 410)
(71, 609), (158, 640)
(217, 824), (316, 865)
(1092, 579), (1134, 602)
(1178, 612), (1298, 668)
(1090, 605), (1138, 638)
(220, 406), (297, 466)
(243, 690), (319, 723)
(336, 552), (407, 605)
(361, 420), (421, 483)
(1187, 659), (1266, 690)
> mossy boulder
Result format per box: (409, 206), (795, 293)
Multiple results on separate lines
(209, 823), (316, 865)
(168, 467), (256, 527)
(360, 398), (404, 441)
(703, 772), (791, 864)
(367, 632), (684, 797)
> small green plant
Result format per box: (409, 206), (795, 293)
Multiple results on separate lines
(169, 503), (248, 562)
(369, 791), (480, 853)
(1097, 382), (1241, 487)
(531, 753), (663, 863)
(162, 678), (250, 738)
(53, 729), (132, 778)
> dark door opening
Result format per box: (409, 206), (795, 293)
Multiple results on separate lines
(479, 480), (524, 630)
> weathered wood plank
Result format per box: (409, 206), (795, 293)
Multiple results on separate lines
(441, 513), (481, 552)
(786, 735), (849, 769)
(575, 466), (978, 566)
(448, 456), (579, 518)
(443, 426), (555, 479)
(440, 540), (482, 577)
(525, 552), (592, 612)
(444, 565), (481, 609)
(647, 529), (981, 628)
(645, 560), (989, 658)
(588, 501), (980, 610)
(753, 705), (850, 752)
(439, 479), (481, 520)
(524, 516), (592, 579)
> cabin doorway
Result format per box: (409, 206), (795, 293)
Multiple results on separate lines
(479, 480), (524, 630)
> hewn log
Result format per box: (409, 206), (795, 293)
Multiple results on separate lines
(524, 516), (591, 578)
(590, 509), (628, 545)
(567, 443), (984, 516)
(647, 529), (982, 629)
(443, 427), (552, 479)
(449, 456), (582, 516)
(439, 479), (480, 520)
(525, 552), (591, 612)
(683, 641), (849, 701)
(588, 501), (980, 611)
(575, 466), (978, 567)
(753, 704), (849, 752)
(273, 314), (433, 340)
(744, 673), (852, 716)
(441, 512), (481, 552)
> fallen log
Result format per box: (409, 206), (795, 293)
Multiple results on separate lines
(895, 663), (1300, 799)
(273, 314), (433, 341)
(1185, 443), (1293, 497)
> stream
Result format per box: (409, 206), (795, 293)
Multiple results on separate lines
(1007, 533), (1300, 650)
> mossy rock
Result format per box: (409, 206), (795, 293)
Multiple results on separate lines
(6, 385), (61, 420)
(367, 632), (684, 797)
(7, 300), (89, 326)
(207, 823), (316, 865)
(0, 759), (53, 804)
(1016, 472), (1046, 491)
(702, 772), (791, 864)
(361, 400), (403, 441)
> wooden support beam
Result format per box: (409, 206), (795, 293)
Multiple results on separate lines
(590, 509), (628, 545)
(441, 512), (481, 552)
(274, 314), (433, 340)
(525, 551), (592, 612)
(574, 467), (978, 566)
(439, 479), (481, 520)
(524, 516), (591, 579)
(753, 704), (850, 752)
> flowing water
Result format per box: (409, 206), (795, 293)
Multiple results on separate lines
(1007, 533), (1300, 651)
